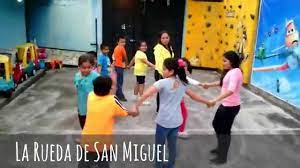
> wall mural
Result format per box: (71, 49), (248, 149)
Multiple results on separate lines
(252, 0), (300, 107)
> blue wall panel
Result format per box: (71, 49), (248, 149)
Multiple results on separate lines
(0, 0), (27, 49)
(26, 0), (96, 51)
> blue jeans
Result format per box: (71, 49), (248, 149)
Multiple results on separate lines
(155, 124), (179, 168)
(115, 67), (125, 99)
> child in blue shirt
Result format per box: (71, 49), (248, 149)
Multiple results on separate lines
(97, 43), (111, 77)
(87, 51), (98, 73)
(74, 54), (99, 129)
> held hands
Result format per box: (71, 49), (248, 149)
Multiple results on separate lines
(200, 83), (210, 89)
(130, 104), (139, 117)
(150, 64), (156, 70)
(206, 99), (216, 108)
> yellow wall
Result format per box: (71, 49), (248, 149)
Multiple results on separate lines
(184, 1), (223, 69)
(184, 0), (260, 83)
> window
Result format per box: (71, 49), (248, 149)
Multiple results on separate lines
(0, 63), (5, 79)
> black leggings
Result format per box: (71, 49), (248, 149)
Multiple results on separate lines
(212, 104), (240, 135)
(154, 70), (163, 112)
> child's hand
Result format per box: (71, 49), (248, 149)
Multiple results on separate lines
(201, 83), (210, 89)
(130, 104), (139, 117)
(74, 138), (81, 144)
(207, 100), (216, 108)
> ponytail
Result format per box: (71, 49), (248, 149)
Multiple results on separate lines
(163, 58), (188, 85)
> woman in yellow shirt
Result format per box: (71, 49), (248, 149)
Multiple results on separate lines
(128, 41), (155, 104)
(153, 31), (174, 112)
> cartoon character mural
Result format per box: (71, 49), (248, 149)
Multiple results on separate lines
(253, 20), (300, 72)
(251, 0), (300, 107)
(286, 20), (299, 48)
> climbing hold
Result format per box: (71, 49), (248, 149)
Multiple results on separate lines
(219, 15), (222, 19)
(206, 22), (211, 28)
(205, 40), (208, 43)
(186, 47), (189, 51)
(188, 14), (192, 19)
(238, 5), (242, 9)
(208, 6), (212, 12)
(230, 24), (234, 29)
(250, 14), (255, 20)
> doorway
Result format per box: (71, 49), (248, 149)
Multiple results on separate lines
(102, 0), (186, 62)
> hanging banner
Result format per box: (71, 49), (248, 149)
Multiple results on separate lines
(252, 0), (300, 107)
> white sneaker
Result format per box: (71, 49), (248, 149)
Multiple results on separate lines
(142, 101), (151, 106)
(178, 131), (190, 139)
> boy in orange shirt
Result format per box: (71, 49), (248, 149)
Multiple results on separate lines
(79, 76), (138, 168)
(112, 35), (128, 101)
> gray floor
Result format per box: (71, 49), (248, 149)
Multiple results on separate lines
(0, 68), (299, 168)
(0, 68), (299, 134)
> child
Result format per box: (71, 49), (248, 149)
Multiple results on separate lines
(128, 41), (155, 104)
(202, 51), (243, 165)
(133, 58), (213, 168)
(86, 51), (98, 73)
(112, 35), (128, 101)
(79, 76), (138, 168)
(178, 58), (202, 138)
(74, 54), (99, 129)
(97, 43), (112, 77)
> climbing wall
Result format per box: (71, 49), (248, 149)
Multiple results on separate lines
(221, 0), (260, 83)
(184, 0), (260, 83)
(184, 1), (223, 69)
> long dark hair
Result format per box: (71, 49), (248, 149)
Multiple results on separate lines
(220, 51), (243, 86)
(136, 40), (147, 51)
(158, 30), (173, 56)
(163, 58), (188, 85)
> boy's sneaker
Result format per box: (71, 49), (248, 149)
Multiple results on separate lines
(119, 97), (127, 102)
(178, 131), (190, 139)
(142, 101), (151, 106)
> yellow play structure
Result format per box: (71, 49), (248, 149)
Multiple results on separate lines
(183, 0), (260, 83)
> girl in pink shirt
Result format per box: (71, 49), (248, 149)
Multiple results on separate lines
(202, 51), (243, 165)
